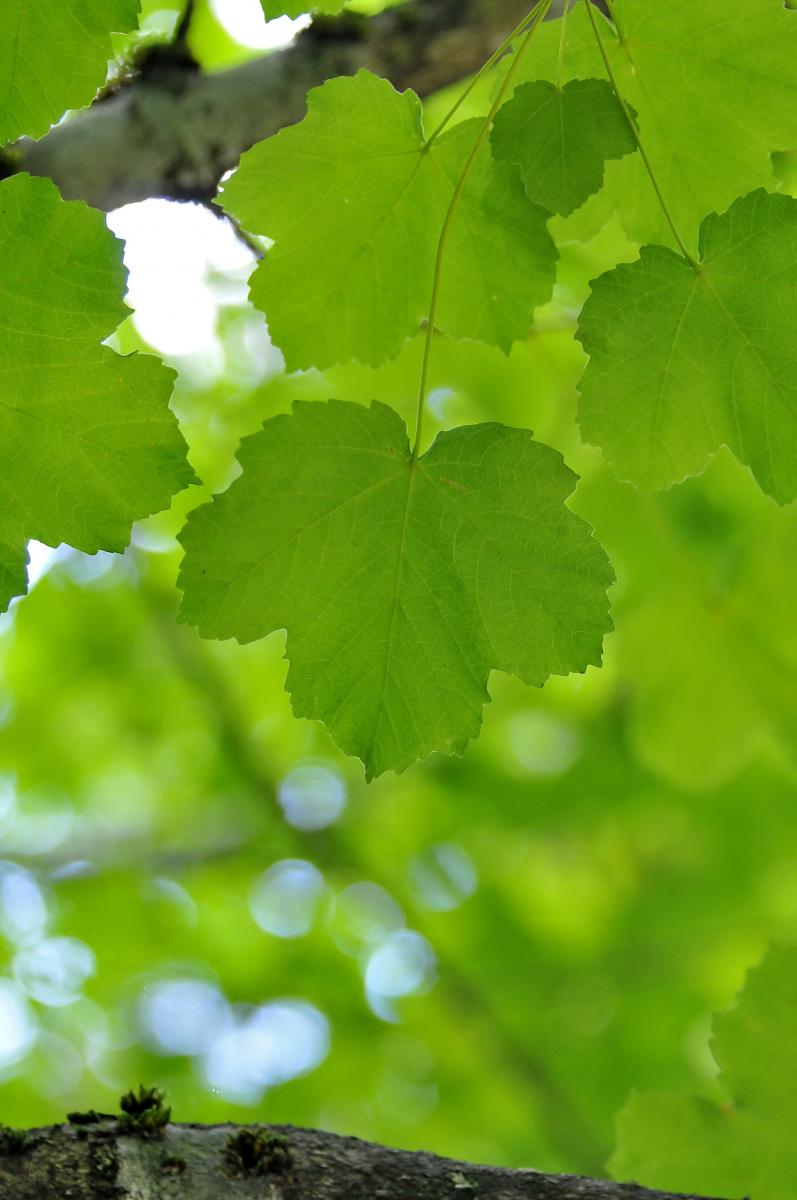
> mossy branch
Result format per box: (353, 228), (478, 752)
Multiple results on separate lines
(0, 1119), (730, 1200)
(11, 0), (533, 211)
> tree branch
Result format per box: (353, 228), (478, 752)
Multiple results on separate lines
(0, 1121), (728, 1200)
(9, 0), (531, 212)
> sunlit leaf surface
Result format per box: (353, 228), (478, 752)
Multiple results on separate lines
(178, 399), (613, 777)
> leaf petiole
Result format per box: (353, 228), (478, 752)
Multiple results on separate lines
(425, 0), (549, 148)
(412, 0), (552, 462)
(584, 0), (698, 267)
(555, 0), (572, 88)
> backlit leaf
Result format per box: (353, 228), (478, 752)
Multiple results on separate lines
(0, 0), (140, 144)
(491, 79), (637, 217)
(0, 173), (194, 609)
(511, 0), (797, 247)
(577, 190), (797, 504)
(219, 70), (556, 370)
(177, 399), (613, 778)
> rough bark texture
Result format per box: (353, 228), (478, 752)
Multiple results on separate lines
(7, 0), (530, 212)
(0, 1121), (728, 1200)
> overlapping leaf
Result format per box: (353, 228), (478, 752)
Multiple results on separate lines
(0, 173), (194, 609)
(577, 190), (797, 504)
(0, 0), (140, 145)
(178, 399), (613, 778)
(612, 945), (797, 1200)
(491, 79), (637, 217)
(219, 70), (557, 371)
(511, 0), (797, 247)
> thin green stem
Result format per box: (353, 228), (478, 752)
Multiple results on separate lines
(426, 0), (547, 148)
(555, 0), (571, 89)
(584, 0), (697, 268)
(411, 1), (551, 461)
(602, 0), (621, 34)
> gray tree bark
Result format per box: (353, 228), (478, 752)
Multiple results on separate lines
(0, 1121), (727, 1200)
(5, 0), (531, 212)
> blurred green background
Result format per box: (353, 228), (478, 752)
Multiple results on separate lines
(1, 0), (797, 1181)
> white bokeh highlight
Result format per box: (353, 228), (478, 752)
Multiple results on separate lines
(202, 999), (330, 1102)
(139, 978), (233, 1055)
(250, 859), (325, 938)
(211, 0), (311, 49)
(13, 936), (96, 1007)
(108, 200), (253, 359)
(278, 765), (346, 831)
(0, 980), (37, 1068)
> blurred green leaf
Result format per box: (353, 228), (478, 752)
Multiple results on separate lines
(261, 0), (344, 13)
(612, 945), (797, 1199)
(582, 451), (797, 788)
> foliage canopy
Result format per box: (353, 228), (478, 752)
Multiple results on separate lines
(1, 1), (796, 1197)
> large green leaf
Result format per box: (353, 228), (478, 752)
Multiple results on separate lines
(612, 945), (797, 1200)
(490, 79), (637, 217)
(177, 400), (613, 778)
(577, 190), (797, 504)
(0, 0), (140, 144)
(510, 0), (797, 247)
(219, 70), (556, 371)
(0, 173), (194, 609)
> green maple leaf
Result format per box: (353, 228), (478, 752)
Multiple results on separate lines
(490, 79), (637, 218)
(612, 945), (797, 1200)
(0, 0), (140, 145)
(177, 400), (613, 778)
(218, 70), (556, 371)
(0, 173), (194, 610)
(577, 190), (797, 504)
(510, 0), (797, 247)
